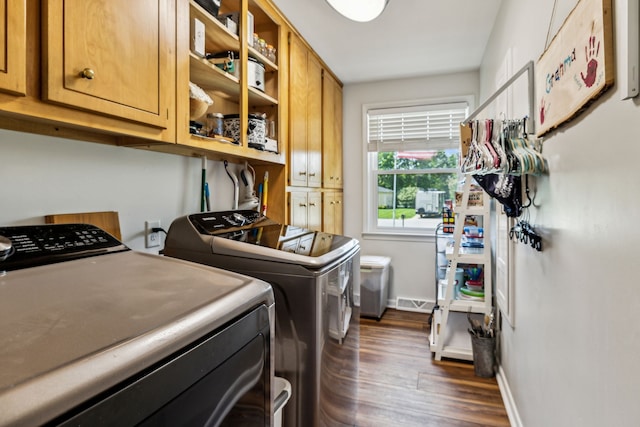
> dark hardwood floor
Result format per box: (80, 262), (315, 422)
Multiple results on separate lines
(321, 308), (510, 427)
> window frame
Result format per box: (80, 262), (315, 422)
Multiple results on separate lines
(362, 95), (474, 237)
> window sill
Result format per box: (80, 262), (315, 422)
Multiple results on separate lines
(361, 231), (436, 243)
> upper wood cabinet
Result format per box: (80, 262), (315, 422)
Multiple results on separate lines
(178, 0), (284, 164)
(42, 0), (175, 129)
(288, 33), (322, 188)
(0, 0), (26, 96)
(322, 71), (343, 189)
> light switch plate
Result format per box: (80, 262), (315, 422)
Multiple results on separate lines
(191, 18), (206, 57)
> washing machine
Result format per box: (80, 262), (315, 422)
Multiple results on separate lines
(164, 210), (360, 427)
(0, 223), (275, 426)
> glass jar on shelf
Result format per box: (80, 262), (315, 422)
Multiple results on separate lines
(266, 45), (276, 63)
(258, 38), (267, 55)
(206, 113), (224, 138)
(252, 33), (260, 49)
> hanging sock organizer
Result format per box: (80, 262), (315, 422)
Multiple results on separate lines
(431, 61), (548, 362)
(460, 60), (546, 251)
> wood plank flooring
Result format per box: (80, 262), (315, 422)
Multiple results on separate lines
(322, 308), (510, 427)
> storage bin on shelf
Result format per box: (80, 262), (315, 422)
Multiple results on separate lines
(454, 188), (484, 208)
(439, 267), (464, 300)
(359, 256), (391, 319)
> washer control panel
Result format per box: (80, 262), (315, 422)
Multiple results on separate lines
(0, 224), (128, 271)
(188, 210), (264, 233)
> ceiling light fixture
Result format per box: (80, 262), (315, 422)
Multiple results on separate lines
(325, 0), (389, 22)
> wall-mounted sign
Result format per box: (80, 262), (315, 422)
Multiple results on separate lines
(535, 0), (614, 137)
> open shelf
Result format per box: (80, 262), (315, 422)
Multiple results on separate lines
(429, 310), (474, 361)
(437, 285), (486, 313)
(188, 134), (285, 164)
(454, 205), (485, 215)
(190, 0), (240, 53)
(249, 46), (278, 72)
(189, 53), (240, 98)
(445, 247), (486, 264)
(248, 86), (278, 107)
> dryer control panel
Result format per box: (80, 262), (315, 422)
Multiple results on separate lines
(0, 224), (128, 272)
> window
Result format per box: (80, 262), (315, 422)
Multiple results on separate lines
(364, 99), (470, 234)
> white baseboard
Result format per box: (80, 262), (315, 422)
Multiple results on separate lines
(496, 365), (523, 427)
(353, 295), (437, 313)
(353, 294), (395, 308)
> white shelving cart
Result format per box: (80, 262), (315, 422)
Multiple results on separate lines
(429, 176), (493, 361)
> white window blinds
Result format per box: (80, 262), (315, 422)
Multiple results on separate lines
(367, 102), (468, 152)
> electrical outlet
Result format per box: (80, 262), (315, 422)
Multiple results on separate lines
(145, 220), (161, 248)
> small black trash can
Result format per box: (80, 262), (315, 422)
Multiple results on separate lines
(470, 334), (495, 378)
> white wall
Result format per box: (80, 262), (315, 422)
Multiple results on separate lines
(479, 1), (639, 426)
(342, 71), (479, 303)
(0, 129), (245, 251)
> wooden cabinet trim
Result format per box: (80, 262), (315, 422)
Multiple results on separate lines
(0, 0), (27, 96)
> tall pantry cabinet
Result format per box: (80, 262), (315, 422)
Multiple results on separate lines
(287, 32), (344, 234)
(322, 71), (343, 235)
(288, 33), (322, 189)
(322, 72), (343, 190)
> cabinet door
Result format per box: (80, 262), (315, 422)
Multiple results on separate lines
(307, 191), (322, 231)
(289, 34), (322, 188)
(323, 191), (343, 235)
(290, 191), (309, 228)
(43, 0), (174, 128)
(289, 35), (308, 187)
(0, 0), (26, 95)
(323, 191), (335, 234)
(333, 82), (344, 188)
(306, 54), (322, 188)
(289, 191), (322, 230)
(333, 191), (343, 235)
(322, 72), (343, 189)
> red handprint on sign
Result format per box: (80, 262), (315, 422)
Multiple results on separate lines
(580, 35), (600, 88)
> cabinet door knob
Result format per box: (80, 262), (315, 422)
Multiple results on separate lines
(299, 171), (307, 176)
(80, 68), (95, 80)
(309, 172), (316, 177)
(309, 202), (316, 207)
(299, 203), (307, 207)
